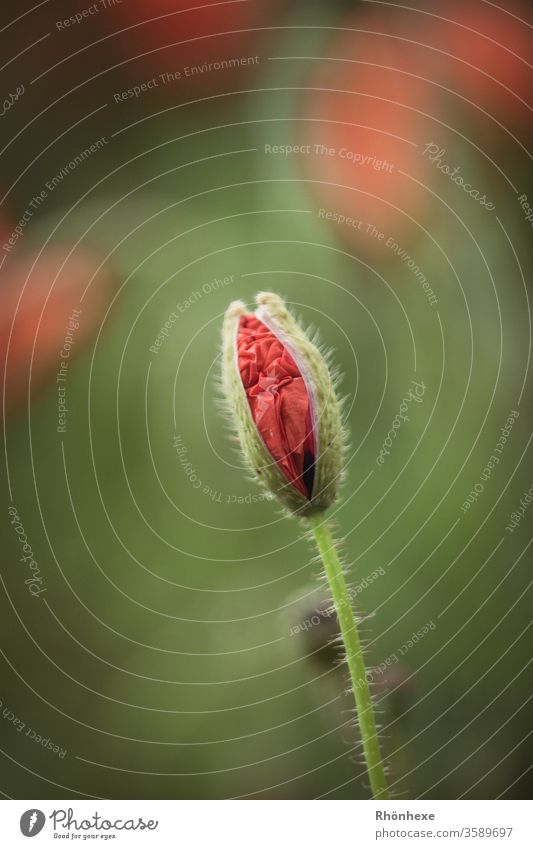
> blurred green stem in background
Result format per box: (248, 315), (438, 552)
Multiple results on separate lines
(308, 513), (390, 800)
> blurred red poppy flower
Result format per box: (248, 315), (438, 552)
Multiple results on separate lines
(110, 0), (285, 99)
(1, 245), (114, 418)
(299, 5), (443, 257)
(237, 314), (315, 499)
(438, 0), (532, 131)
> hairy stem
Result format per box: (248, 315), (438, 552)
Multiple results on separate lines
(308, 513), (389, 799)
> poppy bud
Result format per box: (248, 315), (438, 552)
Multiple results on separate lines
(221, 292), (343, 516)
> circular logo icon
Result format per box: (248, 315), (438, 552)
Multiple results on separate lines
(20, 810), (46, 837)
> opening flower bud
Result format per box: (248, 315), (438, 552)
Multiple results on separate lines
(221, 293), (343, 516)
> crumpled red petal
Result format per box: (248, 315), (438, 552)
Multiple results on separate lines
(237, 314), (315, 498)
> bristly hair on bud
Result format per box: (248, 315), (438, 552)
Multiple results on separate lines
(221, 292), (344, 516)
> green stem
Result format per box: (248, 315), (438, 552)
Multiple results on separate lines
(308, 513), (389, 800)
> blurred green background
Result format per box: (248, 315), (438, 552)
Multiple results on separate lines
(1, 0), (532, 799)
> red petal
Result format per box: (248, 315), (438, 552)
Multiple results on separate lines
(237, 315), (315, 498)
